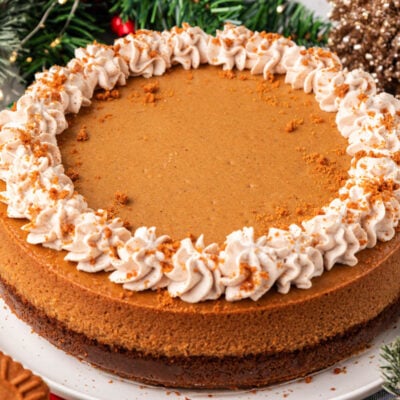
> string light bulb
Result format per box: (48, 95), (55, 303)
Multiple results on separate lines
(58, 0), (68, 4)
(50, 37), (61, 48)
(9, 51), (17, 63)
(276, 4), (285, 13)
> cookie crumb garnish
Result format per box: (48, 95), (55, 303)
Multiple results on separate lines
(310, 114), (324, 124)
(144, 93), (156, 104)
(333, 366), (347, 375)
(285, 118), (304, 133)
(114, 191), (129, 205)
(334, 84), (349, 98)
(77, 125), (89, 141)
(95, 89), (120, 101)
(65, 167), (80, 182)
(219, 70), (236, 79)
(142, 81), (159, 94)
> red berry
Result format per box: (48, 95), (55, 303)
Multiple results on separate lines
(111, 15), (135, 37)
(110, 15), (123, 34)
(50, 394), (65, 400)
(117, 20), (135, 36)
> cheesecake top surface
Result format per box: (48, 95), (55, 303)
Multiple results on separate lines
(60, 66), (350, 244)
(0, 24), (399, 303)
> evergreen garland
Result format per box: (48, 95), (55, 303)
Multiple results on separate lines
(0, 0), (34, 94)
(0, 0), (330, 100)
(381, 337), (400, 396)
(111, 0), (329, 46)
(0, 0), (106, 86)
(17, 1), (107, 81)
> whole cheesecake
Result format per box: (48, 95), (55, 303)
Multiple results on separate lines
(0, 24), (400, 389)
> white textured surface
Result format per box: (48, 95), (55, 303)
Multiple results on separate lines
(300, 0), (331, 17)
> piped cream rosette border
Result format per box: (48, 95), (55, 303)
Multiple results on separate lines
(0, 24), (399, 303)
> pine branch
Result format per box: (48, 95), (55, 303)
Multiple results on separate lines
(17, 1), (108, 83)
(381, 337), (400, 396)
(110, 0), (330, 46)
(0, 0), (35, 84)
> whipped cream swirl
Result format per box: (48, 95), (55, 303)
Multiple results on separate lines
(0, 24), (399, 302)
(110, 226), (171, 291)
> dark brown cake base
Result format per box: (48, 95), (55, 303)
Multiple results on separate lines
(1, 277), (399, 390)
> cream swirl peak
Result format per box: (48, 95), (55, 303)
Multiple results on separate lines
(0, 24), (399, 303)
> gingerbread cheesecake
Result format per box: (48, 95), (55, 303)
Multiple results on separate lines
(0, 24), (400, 389)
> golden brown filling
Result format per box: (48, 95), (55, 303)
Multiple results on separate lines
(60, 65), (350, 243)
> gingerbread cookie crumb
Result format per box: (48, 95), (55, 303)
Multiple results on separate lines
(99, 113), (113, 123)
(333, 366), (347, 375)
(61, 223), (75, 236)
(95, 89), (120, 101)
(142, 81), (160, 94)
(219, 70), (236, 80)
(334, 84), (349, 99)
(106, 205), (117, 219)
(275, 206), (290, 217)
(123, 220), (133, 231)
(115, 191), (129, 205)
(77, 125), (89, 141)
(310, 114), (324, 124)
(66, 167), (80, 182)
(19, 130), (32, 145)
(304, 376), (313, 383)
(144, 93), (156, 104)
(285, 118), (304, 133)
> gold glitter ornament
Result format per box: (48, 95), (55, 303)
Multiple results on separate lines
(329, 0), (400, 97)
